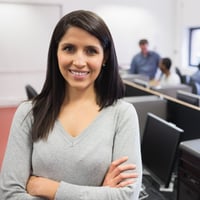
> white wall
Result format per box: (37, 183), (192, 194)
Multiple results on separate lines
(0, 2), (61, 106)
(174, 0), (200, 75)
(1, 0), (199, 106)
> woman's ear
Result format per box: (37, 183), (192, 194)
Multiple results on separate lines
(103, 53), (108, 65)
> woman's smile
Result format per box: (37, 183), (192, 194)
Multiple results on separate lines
(57, 26), (104, 91)
(68, 69), (90, 79)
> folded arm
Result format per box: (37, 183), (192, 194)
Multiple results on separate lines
(27, 157), (138, 199)
(0, 102), (142, 200)
(27, 103), (142, 200)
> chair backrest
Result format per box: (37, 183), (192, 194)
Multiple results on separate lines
(124, 96), (167, 140)
(25, 84), (38, 100)
(189, 80), (200, 95)
(175, 67), (185, 83)
(174, 67), (191, 84)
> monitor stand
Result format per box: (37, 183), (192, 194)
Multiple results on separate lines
(142, 169), (176, 193)
(159, 173), (176, 192)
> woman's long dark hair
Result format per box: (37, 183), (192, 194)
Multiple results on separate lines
(31, 10), (125, 141)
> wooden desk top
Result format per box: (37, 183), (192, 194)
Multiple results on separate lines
(123, 79), (200, 111)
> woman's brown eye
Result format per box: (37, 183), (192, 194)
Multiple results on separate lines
(87, 48), (97, 55)
(63, 45), (74, 53)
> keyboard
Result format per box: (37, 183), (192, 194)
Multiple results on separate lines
(139, 184), (149, 200)
(139, 189), (149, 199)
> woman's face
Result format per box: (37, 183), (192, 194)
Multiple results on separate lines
(57, 26), (105, 92)
(159, 62), (167, 74)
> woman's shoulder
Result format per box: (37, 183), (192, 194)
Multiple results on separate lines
(111, 99), (136, 113)
(109, 99), (138, 122)
(14, 100), (33, 119)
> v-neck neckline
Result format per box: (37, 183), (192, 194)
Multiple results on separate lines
(55, 106), (107, 144)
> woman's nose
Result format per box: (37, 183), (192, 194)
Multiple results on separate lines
(72, 52), (87, 67)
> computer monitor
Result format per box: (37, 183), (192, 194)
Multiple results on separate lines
(141, 113), (183, 189)
(176, 90), (200, 106)
(167, 100), (200, 141)
(132, 78), (149, 88)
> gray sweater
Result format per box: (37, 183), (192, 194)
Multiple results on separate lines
(0, 100), (142, 200)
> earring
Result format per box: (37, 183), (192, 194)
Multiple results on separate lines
(102, 63), (106, 67)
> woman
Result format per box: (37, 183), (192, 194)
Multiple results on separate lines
(159, 57), (180, 87)
(150, 57), (181, 87)
(0, 10), (142, 199)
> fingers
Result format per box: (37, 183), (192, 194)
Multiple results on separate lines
(113, 172), (138, 186)
(117, 179), (135, 188)
(111, 163), (136, 178)
(108, 157), (136, 179)
(108, 156), (128, 171)
(108, 156), (133, 174)
(103, 156), (138, 188)
(114, 172), (138, 184)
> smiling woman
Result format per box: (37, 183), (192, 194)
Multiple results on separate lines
(57, 26), (104, 92)
(0, 10), (142, 200)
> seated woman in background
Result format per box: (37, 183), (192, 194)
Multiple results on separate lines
(150, 57), (181, 87)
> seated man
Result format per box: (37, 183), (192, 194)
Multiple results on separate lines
(129, 39), (161, 80)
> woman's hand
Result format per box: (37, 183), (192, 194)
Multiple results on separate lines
(103, 156), (138, 188)
(26, 176), (59, 200)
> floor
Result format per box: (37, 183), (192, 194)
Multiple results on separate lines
(142, 174), (177, 200)
(0, 106), (17, 169)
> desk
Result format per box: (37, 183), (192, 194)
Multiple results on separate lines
(123, 79), (200, 111)
(177, 139), (200, 200)
(123, 80), (200, 199)
(123, 80), (200, 141)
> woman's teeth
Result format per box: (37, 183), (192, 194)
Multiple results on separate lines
(70, 70), (89, 76)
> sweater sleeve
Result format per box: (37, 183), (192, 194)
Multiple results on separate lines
(0, 101), (142, 200)
(0, 102), (45, 200)
(54, 102), (142, 200)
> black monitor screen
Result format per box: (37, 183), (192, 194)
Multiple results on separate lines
(177, 90), (200, 106)
(141, 113), (183, 187)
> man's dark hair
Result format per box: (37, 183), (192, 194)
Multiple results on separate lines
(139, 39), (148, 45)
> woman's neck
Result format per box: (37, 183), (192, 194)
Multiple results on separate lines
(165, 71), (170, 77)
(63, 85), (97, 106)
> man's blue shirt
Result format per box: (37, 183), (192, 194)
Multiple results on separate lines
(130, 51), (160, 79)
